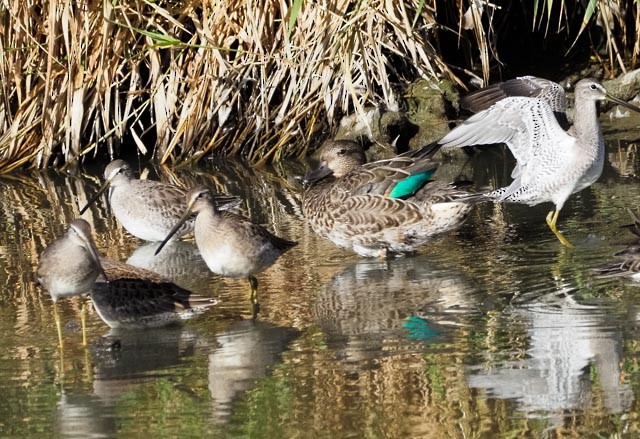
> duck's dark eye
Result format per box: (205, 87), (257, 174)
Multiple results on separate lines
(590, 84), (597, 90)
(336, 149), (346, 155)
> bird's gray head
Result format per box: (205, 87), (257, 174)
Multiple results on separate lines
(68, 219), (94, 247)
(103, 159), (134, 185)
(185, 185), (215, 214)
(67, 218), (107, 279)
(574, 79), (608, 101)
(304, 140), (366, 183)
(575, 78), (640, 113)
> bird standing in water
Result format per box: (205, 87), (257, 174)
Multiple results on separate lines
(302, 140), (474, 257)
(156, 186), (296, 318)
(80, 160), (239, 242)
(439, 78), (640, 248)
(37, 219), (107, 349)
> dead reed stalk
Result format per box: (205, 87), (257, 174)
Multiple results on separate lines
(0, 1), (636, 171)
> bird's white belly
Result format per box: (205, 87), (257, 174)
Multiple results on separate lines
(199, 243), (255, 279)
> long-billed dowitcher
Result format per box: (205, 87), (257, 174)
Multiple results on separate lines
(155, 185), (296, 317)
(439, 78), (640, 248)
(461, 76), (569, 128)
(80, 159), (239, 242)
(91, 257), (217, 329)
(302, 140), (474, 257)
(37, 219), (107, 348)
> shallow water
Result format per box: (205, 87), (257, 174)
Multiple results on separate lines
(3, 120), (640, 437)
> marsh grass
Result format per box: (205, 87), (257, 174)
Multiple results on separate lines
(0, 0), (638, 172)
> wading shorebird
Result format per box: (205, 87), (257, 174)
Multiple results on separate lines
(439, 78), (640, 248)
(155, 186), (297, 318)
(37, 219), (107, 348)
(302, 140), (474, 257)
(80, 160), (239, 242)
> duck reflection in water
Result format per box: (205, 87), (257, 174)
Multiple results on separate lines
(208, 319), (299, 423)
(313, 256), (478, 364)
(466, 292), (632, 424)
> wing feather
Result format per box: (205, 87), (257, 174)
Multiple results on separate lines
(439, 97), (573, 185)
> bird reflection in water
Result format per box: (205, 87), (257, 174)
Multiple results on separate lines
(208, 319), (299, 423)
(466, 292), (633, 424)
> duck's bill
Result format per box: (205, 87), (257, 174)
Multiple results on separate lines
(79, 181), (111, 214)
(154, 209), (193, 256)
(606, 94), (640, 113)
(303, 163), (333, 184)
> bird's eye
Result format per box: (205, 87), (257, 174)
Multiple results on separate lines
(336, 149), (346, 155)
(590, 84), (597, 90)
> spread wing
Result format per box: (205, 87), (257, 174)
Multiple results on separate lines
(461, 76), (567, 114)
(439, 97), (574, 186)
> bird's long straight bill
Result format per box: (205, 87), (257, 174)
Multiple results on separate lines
(155, 209), (193, 256)
(82, 236), (109, 282)
(606, 94), (640, 113)
(79, 181), (111, 214)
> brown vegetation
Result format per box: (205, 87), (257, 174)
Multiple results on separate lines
(0, 1), (638, 172)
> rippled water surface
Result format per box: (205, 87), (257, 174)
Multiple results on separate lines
(3, 122), (640, 437)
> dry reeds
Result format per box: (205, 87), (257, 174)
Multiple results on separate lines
(0, 1), (638, 172)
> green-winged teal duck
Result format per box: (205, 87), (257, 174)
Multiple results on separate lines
(302, 140), (474, 257)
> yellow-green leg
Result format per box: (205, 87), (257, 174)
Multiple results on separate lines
(248, 276), (260, 319)
(546, 210), (574, 249)
(53, 301), (64, 353)
(80, 300), (87, 347)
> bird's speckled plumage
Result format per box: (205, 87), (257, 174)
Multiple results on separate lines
(440, 79), (616, 211)
(302, 140), (473, 257)
(91, 257), (217, 329)
(81, 160), (239, 242)
(461, 76), (569, 128)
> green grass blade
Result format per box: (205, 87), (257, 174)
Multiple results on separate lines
(567, 0), (598, 52)
(288, 0), (304, 39)
(412, 0), (426, 29)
